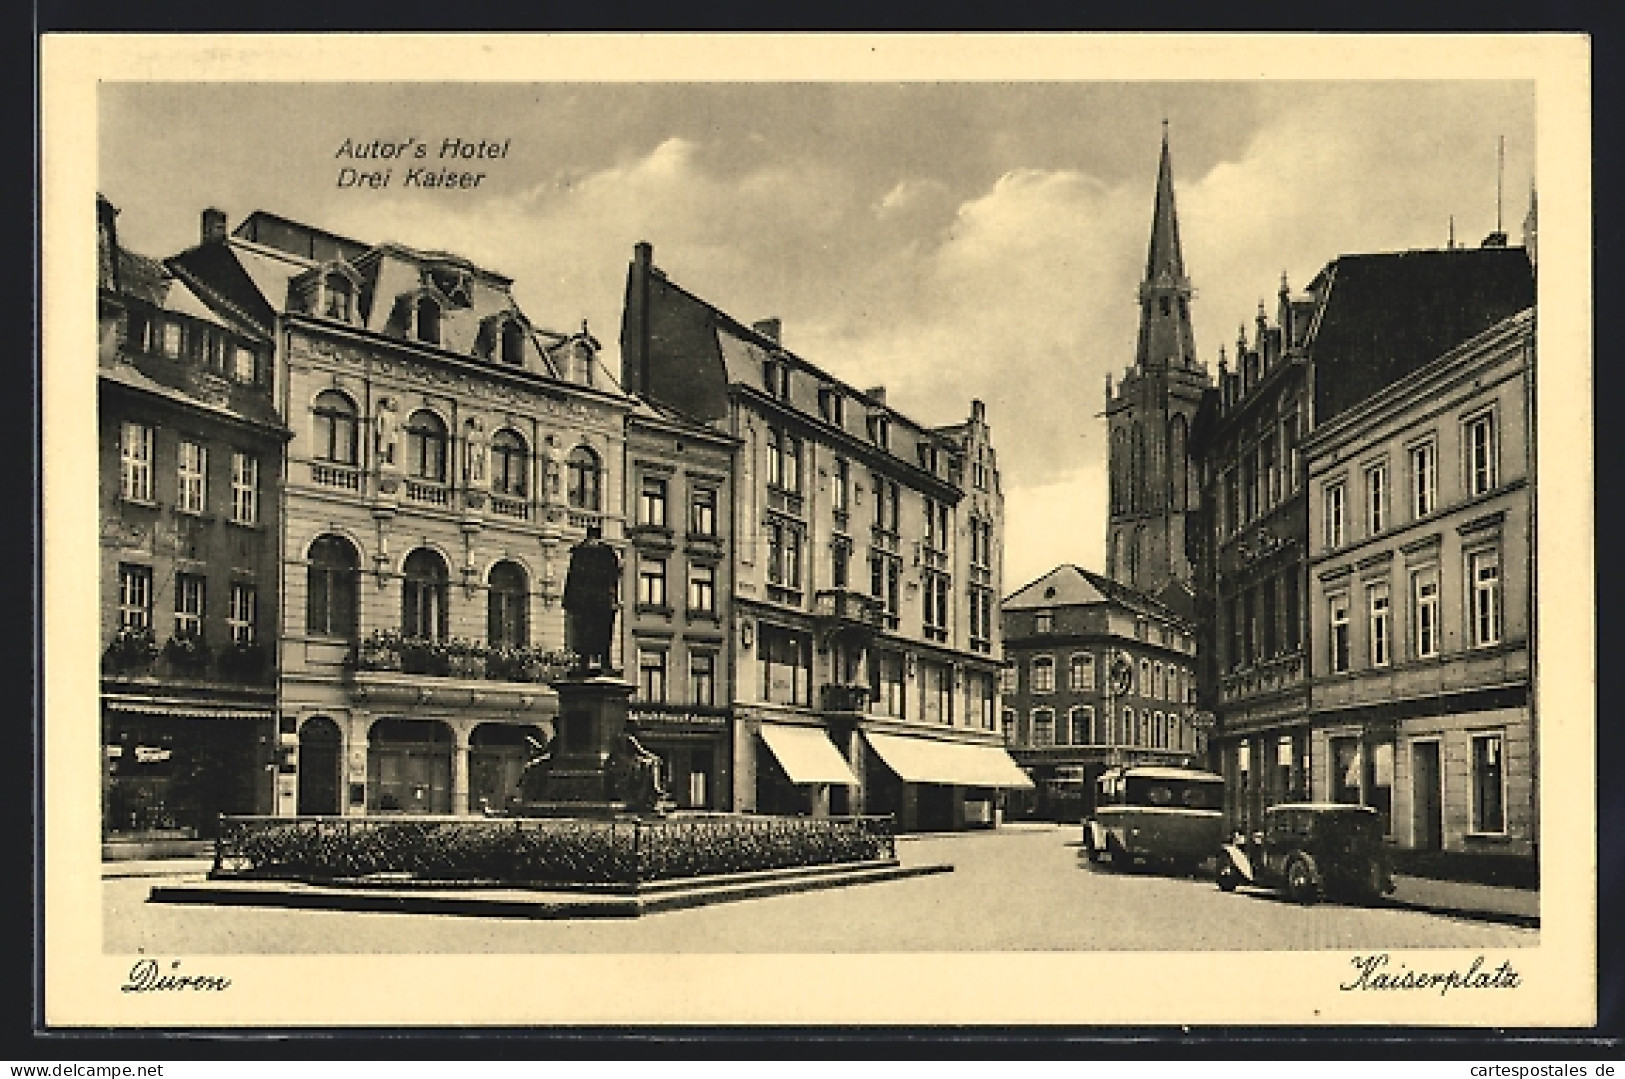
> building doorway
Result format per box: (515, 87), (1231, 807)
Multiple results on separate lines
(296, 716), (343, 815)
(1412, 739), (1443, 851)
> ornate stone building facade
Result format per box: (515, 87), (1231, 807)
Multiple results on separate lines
(171, 209), (625, 817)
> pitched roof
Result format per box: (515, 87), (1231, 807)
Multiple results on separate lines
(1003, 563), (1188, 625)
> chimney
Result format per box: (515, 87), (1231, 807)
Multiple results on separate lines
(752, 318), (781, 343)
(634, 241), (652, 269)
(971, 399), (986, 423)
(866, 386), (887, 407)
(201, 207), (228, 245)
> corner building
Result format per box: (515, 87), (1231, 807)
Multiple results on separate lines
(171, 209), (627, 817)
(1000, 565), (1202, 821)
(620, 242), (1029, 830)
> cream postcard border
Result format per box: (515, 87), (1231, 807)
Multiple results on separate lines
(40, 32), (1595, 1028)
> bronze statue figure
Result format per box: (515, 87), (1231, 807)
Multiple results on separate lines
(562, 523), (620, 674)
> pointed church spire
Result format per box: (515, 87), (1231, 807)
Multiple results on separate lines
(1134, 124), (1198, 371)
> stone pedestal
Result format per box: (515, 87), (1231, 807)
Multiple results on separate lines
(516, 674), (637, 812)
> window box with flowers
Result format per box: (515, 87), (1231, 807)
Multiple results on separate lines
(163, 630), (212, 675)
(485, 645), (577, 684)
(446, 638), (488, 679)
(104, 626), (159, 674)
(217, 641), (269, 683)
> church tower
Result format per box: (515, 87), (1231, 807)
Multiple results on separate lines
(1104, 125), (1211, 614)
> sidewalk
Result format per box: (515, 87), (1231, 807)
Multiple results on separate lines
(1385, 874), (1539, 929)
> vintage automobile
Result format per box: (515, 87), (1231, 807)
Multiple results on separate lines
(1216, 803), (1395, 904)
(1083, 766), (1225, 873)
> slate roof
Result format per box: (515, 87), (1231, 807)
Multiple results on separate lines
(1308, 245), (1535, 424)
(1003, 563), (1189, 626)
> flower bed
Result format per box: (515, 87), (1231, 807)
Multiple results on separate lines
(212, 813), (896, 886)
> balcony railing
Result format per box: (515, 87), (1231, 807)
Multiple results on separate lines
(567, 509), (602, 530)
(310, 462), (363, 491)
(406, 480), (452, 506)
(820, 682), (871, 714)
(489, 495), (530, 520)
(814, 588), (883, 629)
(767, 487), (805, 517)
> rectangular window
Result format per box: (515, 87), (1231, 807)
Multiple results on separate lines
(1241, 449), (1258, 523)
(690, 652), (716, 707)
(1030, 709), (1054, 747)
(767, 522), (784, 586)
(177, 440), (208, 514)
(833, 458), (849, 513)
(760, 624), (813, 706)
(120, 422), (154, 502)
(1323, 481), (1345, 549)
(869, 650), (905, 717)
(689, 487), (717, 536)
(174, 573), (206, 639)
(1329, 593), (1351, 673)
(1261, 577), (1279, 659)
(637, 557), (667, 609)
(232, 345), (257, 384)
(687, 562), (715, 615)
(638, 648), (668, 703)
(1471, 733), (1507, 833)
(1410, 440), (1437, 519)
(1331, 736), (1361, 804)
(831, 539), (851, 589)
(228, 582), (257, 645)
(999, 666), (1017, 695)
(118, 564), (153, 630)
(1470, 549), (1502, 647)
(1035, 611), (1053, 634)
(922, 570), (950, 638)
(1365, 463), (1388, 535)
(1413, 568), (1440, 658)
(1260, 433), (1279, 509)
(230, 452), (259, 525)
(638, 476), (668, 527)
(1368, 582), (1391, 667)
(1283, 571), (1301, 652)
(921, 661), (952, 725)
(1465, 410), (1498, 497)
(784, 527), (802, 589)
(1031, 657), (1055, 694)
(1069, 653), (1096, 692)
(160, 320), (182, 358)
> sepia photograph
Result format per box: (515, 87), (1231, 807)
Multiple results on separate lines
(39, 33), (1594, 1029)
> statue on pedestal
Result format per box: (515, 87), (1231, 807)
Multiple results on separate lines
(562, 523), (619, 675)
(464, 415), (488, 486)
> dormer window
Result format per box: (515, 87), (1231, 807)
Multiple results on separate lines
(868, 413), (890, 450)
(918, 442), (939, 473)
(323, 273), (354, 322)
(762, 358), (790, 400)
(818, 387), (845, 427)
(415, 297), (441, 346)
(500, 320), (525, 366)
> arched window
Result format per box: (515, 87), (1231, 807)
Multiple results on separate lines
(1120, 707), (1134, 745)
(323, 273), (354, 322)
(1126, 527), (1141, 585)
(1154, 711), (1166, 748)
(500, 320), (526, 365)
(487, 560), (529, 647)
(566, 446), (601, 511)
(416, 296), (441, 345)
(306, 534), (359, 638)
(1131, 421), (1146, 512)
(1093, 706), (1111, 746)
(312, 390), (358, 465)
(401, 548), (449, 641)
(490, 429), (527, 496)
(406, 410), (448, 483)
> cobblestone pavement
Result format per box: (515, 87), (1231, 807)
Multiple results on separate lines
(104, 823), (1536, 954)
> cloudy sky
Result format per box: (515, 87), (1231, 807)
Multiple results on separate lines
(99, 79), (1534, 591)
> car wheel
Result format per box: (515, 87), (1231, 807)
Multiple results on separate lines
(1216, 862), (1240, 892)
(1284, 854), (1321, 905)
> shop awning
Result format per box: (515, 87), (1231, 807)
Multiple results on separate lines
(758, 723), (861, 785)
(863, 732), (1034, 789)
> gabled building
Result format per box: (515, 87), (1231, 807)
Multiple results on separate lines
(620, 242), (1029, 830)
(170, 207), (628, 818)
(1001, 565), (1202, 820)
(98, 195), (291, 847)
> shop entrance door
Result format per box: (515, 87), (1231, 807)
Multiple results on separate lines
(1412, 740), (1443, 851)
(297, 717), (342, 815)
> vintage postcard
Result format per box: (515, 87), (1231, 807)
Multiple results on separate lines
(39, 33), (1594, 1029)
